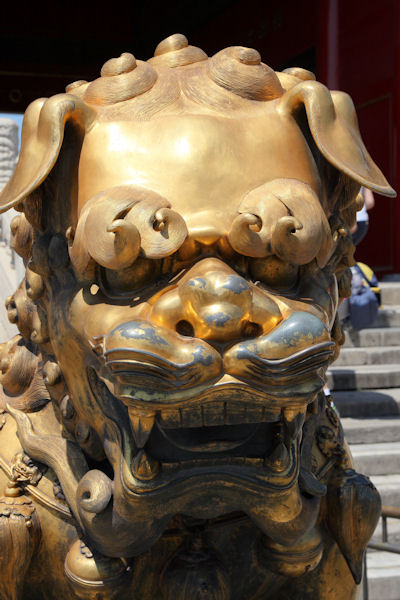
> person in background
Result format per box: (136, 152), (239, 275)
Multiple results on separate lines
(351, 186), (375, 245)
(325, 186), (375, 411)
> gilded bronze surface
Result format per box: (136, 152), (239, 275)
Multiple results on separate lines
(0, 33), (395, 599)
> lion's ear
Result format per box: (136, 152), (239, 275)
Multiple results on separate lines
(278, 80), (396, 197)
(0, 94), (96, 213)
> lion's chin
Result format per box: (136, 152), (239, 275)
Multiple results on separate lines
(77, 460), (321, 558)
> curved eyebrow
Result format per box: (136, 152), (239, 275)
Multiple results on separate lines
(70, 185), (189, 276)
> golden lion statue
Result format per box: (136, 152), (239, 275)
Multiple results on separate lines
(0, 33), (394, 599)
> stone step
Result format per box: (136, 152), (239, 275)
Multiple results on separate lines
(328, 364), (400, 391)
(370, 306), (400, 328)
(381, 282), (400, 306)
(371, 517), (400, 545)
(382, 274), (400, 282)
(351, 442), (400, 476)
(359, 550), (400, 600)
(335, 346), (400, 366)
(343, 417), (400, 444)
(343, 327), (400, 348)
(356, 506), (400, 600)
(333, 389), (400, 418)
(369, 474), (400, 507)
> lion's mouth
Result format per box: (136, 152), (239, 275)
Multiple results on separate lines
(157, 421), (264, 454)
(148, 408), (300, 479)
(81, 367), (325, 553)
(86, 309), (333, 497)
(153, 395), (302, 463)
(88, 366), (305, 495)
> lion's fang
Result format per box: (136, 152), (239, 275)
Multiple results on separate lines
(128, 410), (155, 448)
(131, 449), (159, 480)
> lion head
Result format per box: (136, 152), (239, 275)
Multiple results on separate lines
(0, 33), (392, 594)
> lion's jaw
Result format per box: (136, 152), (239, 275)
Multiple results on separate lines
(48, 256), (334, 557)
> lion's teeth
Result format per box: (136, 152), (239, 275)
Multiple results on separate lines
(158, 402), (283, 429)
(201, 402), (224, 426)
(181, 406), (203, 428)
(264, 440), (290, 472)
(162, 457), (265, 471)
(158, 409), (181, 428)
(261, 408), (281, 423)
(282, 407), (306, 440)
(224, 403), (247, 425)
(131, 449), (159, 480)
(128, 409), (155, 448)
(244, 406), (264, 424)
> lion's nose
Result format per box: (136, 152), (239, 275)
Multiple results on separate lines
(179, 271), (252, 341)
(149, 259), (282, 343)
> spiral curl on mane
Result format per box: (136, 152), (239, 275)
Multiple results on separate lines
(83, 53), (158, 106)
(149, 33), (208, 68)
(0, 336), (50, 412)
(207, 46), (283, 101)
(69, 185), (188, 274)
(228, 179), (333, 267)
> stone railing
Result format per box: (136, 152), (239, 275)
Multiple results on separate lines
(0, 118), (24, 341)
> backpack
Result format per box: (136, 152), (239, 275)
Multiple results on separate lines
(348, 263), (379, 330)
(356, 261), (381, 305)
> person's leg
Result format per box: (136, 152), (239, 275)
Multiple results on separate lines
(351, 221), (369, 246)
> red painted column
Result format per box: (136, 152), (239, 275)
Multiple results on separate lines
(317, 0), (339, 87)
(318, 0), (397, 274)
(395, 1), (400, 272)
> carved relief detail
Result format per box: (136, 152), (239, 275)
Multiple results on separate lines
(10, 452), (45, 488)
(0, 495), (36, 526)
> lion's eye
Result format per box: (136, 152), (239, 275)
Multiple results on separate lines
(249, 256), (298, 291)
(100, 258), (163, 296)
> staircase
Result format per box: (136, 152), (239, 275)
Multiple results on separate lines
(327, 280), (400, 600)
